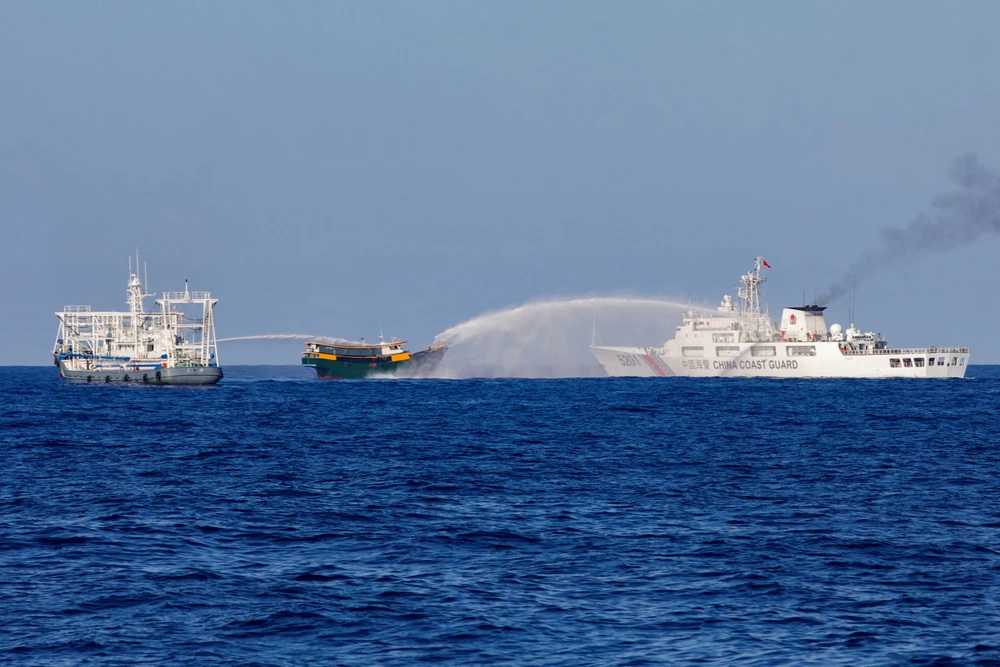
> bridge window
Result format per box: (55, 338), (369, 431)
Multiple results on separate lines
(889, 358), (901, 368)
(960, 358), (966, 366)
(915, 358), (925, 368)
(682, 346), (704, 357)
(938, 358), (945, 366)
(751, 346), (776, 357)
(787, 345), (816, 356)
(712, 333), (735, 343)
(903, 358), (913, 368)
(951, 357), (958, 366)
(716, 346), (740, 357)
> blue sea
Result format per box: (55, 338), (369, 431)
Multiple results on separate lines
(3, 366), (1000, 666)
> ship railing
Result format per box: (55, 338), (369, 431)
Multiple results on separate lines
(160, 291), (212, 300)
(840, 347), (969, 356)
(691, 324), (740, 332)
(61, 353), (133, 362)
(62, 305), (92, 312)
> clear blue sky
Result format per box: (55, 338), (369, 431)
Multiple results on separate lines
(3, 1), (999, 364)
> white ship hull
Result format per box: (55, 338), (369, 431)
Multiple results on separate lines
(592, 343), (970, 379)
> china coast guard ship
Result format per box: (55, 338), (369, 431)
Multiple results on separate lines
(53, 257), (222, 384)
(591, 257), (970, 378)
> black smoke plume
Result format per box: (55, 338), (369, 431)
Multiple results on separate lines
(817, 154), (1000, 304)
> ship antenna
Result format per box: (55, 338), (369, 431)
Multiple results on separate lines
(379, 321), (384, 344)
(144, 261), (148, 297)
(592, 315), (596, 347)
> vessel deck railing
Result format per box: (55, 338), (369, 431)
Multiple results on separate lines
(160, 291), (212, 300)
(62, 305), (92, 312)
(60, 353), (132, 362)
(841, 347), (969, 356)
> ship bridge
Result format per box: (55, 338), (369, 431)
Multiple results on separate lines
(780, 305), (828, 342)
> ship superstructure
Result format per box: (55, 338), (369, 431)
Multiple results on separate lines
(53, 257), (222, 384)
(591, 257), (970, 378)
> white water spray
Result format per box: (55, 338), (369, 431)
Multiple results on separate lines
(432, 296), (716, 378)
(434, 297), (708, 346)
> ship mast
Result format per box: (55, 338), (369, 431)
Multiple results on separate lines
(737, 256), (772, 342)
(127, 249), (147, 355)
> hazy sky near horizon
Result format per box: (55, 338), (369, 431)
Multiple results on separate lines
(3, 1), (1000, 365)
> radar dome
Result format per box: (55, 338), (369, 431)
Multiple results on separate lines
(830, 323), (843, 335)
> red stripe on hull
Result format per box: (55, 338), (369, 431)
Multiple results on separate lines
(639, 354), (668, 377)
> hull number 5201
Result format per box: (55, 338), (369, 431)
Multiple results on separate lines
(617, 354), (640, 367)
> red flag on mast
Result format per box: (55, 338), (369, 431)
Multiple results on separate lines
(762, 259), (771, 268)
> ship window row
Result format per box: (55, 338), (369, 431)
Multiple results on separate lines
(713, 345), (779, 357)
(338, 348), (381, 357)
(890, 357), (962, 369)
(710, 345), (817, 358)
(319, 346), (381, 357)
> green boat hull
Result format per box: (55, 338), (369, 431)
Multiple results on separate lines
(302, 345), (447, 380)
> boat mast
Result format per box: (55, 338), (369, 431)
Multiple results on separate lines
(737, 256), (770, 341)
(127, 249), (147, 355)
